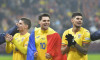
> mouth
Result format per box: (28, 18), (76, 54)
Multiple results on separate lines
(77, 23), (82, 25)
(17, 27), (20, 30)
(44, 24), (48, 27)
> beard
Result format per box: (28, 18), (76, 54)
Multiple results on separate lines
(75, 25), (81, 28)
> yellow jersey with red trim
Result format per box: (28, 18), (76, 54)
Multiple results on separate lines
(6, 32), (30, 60)
(62, 27), (91, 60)
(35, 27), (56, 60)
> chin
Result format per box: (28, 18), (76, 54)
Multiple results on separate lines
(76, 26), (81, 28)
(44, 28), (48, 30)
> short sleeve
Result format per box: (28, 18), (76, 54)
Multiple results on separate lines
(82, 30), (91, 43)
(62, 30), (68, 45)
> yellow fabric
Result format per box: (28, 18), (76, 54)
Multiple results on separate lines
(62, 27), (91, 60)
(35, 27), (56, 60)
(6, 32), (30, 60)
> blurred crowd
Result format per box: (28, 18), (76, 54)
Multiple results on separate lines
(0, 0), (100, 35)
(0, 0), (100, 53)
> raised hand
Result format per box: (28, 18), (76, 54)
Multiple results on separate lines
(5, 34), (13, 42)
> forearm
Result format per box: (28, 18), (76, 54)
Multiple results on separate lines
(13, 41), (27, 55)
(61, 45), (70, 55)
(6, 42), (13, 53)
(74, 43), (88, 55)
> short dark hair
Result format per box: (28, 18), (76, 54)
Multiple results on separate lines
(72, 12), (82, 18)
(38, 13), (50, 20)
(21, 18), (31, 29)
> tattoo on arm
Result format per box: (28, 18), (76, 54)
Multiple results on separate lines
(75, 42), (90, 55)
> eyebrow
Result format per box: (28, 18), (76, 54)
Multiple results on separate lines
(76, 18), (82, 19)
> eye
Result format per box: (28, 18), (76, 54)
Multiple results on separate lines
(76, 18), (79, 20)
(47, 20), (50, 22)
(76, 18), (82, 20)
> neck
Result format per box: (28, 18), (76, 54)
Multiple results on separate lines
(19, 30), (28, 35)
(41, 28), (48, 31)
(72, 26), (80, 34)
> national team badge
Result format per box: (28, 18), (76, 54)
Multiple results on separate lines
(21, 37), (25, 41)
(78, 34), (81, 38)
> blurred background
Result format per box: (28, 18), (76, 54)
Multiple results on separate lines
(0, 0), (100, 60)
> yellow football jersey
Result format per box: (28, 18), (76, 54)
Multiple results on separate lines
(35, 27), (56, 60)
(62, 27), (91, 60)
(6, 32), (30, 60)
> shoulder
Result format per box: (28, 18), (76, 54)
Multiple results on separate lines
(14, 33), (20, 36)
(63, 28), (72, 34)
(48, 27), (56, 33)
(34, 27), (40, 32)
(81, 27), (90, 33)
(26, 33), (30, 36)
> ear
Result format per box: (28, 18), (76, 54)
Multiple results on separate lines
(25, 25), (28, 29)
(71, 19), (73, 23)
(38, 20), (41, 24)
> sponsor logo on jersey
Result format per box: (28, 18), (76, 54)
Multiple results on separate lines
(36, 36), (40, 38)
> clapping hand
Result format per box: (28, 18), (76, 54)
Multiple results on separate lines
(65, 34), (76, 46)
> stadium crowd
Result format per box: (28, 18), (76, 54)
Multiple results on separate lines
(0, 0), (100, 53)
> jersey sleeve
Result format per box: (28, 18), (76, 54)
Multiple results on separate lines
(6, 40), (13, 53)
(62, 30), (68, 45)
(5, 34), (18, 53)
(82, 30), (91, 43)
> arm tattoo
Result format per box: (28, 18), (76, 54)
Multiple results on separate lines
(75, 43), (90, 55)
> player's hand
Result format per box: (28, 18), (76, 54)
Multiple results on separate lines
(72, 39), (76, 45)
(65, 34), (76, 46)
(45, 53), (52, 59)
(65, 34), (74, 46)
(34, 51), (38, 57)
(5, 34), (13, 42)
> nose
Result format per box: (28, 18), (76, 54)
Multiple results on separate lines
(45, 21), (49, 23)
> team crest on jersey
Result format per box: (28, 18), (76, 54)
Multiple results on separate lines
(21, 37), (25, 41)
(78, 34), (81, 38)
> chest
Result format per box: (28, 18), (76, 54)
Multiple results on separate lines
(14, 35), (26, 45)
(73, 33), (83, 46)
(35, 34), (47, 44)
(35, 33), (48, 49)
